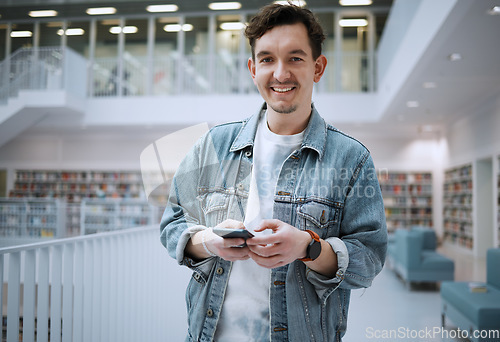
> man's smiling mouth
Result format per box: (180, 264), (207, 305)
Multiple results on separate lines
(272, 87), (295, 93)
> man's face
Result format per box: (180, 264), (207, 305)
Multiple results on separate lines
(248, 23), (326, 117)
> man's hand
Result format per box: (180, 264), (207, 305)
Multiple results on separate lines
(245, 219), (311, 268)
(205, 219), (251, 261)
(186, 219), (252, 261)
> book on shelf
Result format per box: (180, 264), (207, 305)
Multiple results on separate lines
(468, 282), (488, 293)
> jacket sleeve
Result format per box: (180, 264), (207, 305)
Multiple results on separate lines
(159, 134), (217, 273)
(338, 151), (387, 289)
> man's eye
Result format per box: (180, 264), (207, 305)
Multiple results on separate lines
(291, 57), (303, 62)
(260, 57), (272, 63)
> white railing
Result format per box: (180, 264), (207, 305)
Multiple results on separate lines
(0, 225), (190, 342)
(0, 47), (87, 105)
(91, 51), (374, 97)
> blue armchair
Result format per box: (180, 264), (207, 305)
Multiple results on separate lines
(388, 227), (454, 288)
(441, 248), (500, 342)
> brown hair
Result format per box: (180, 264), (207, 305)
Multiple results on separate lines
(245, 3), (326, 60)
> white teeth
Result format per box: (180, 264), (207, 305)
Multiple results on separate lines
(273, 87), (293, 93)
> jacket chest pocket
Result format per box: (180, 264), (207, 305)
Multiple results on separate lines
(198, 191), (230, 227)
(297, 200), (343, 238)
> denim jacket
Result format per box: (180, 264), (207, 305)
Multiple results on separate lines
(160, 104), (387, 342)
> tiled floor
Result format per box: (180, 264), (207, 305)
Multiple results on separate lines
(343, 245), (488, 342)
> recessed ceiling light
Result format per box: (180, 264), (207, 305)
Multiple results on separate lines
(57, 28), (85, 36)
(339, 0), (372, 6)
(220, 22), (246, 30)
(406, 101), (419, 108)
(163, 24), (193, 32)
(208, 2), (242, 10)
(146, 4), (178, 13)
(11, 31), (33, 38)
(487, 6), (500, 15)
(109, 26), (138, 34)
(86, 7), (117, 15)
(423, 82), (437, 89)
(274, 0), (307, 6)
(339, 19), (368, 27)
(448, 53), (462, 61)
(29, 10), (58, 17)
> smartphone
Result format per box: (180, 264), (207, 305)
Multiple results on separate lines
(212, 227), (254, 240)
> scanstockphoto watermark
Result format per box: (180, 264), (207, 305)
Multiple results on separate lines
(365, 326), (500, 340)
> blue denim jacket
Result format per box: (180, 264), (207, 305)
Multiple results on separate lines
(160, 104), (387, 342)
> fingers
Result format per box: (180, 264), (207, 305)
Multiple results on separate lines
(215, 219), (245, 229)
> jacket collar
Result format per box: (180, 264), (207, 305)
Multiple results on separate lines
(230, 103), (327, 161)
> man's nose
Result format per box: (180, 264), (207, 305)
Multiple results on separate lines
(273, 61), (291, 82)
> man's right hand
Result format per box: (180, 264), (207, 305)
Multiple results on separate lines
(187, 219), (251, 261)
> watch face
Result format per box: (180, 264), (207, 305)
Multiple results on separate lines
(309, 240), (322, 260)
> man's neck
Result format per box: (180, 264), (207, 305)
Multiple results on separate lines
(266, 108), (311, 135)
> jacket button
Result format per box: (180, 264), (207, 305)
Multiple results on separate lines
(216, 267), (224, 275)
(245, 150), (252, 157)
(207, 308), (213, 317)
(194, 273), (201, 280)
(237, 183), (245, 191)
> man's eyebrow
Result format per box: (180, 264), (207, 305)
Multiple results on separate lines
(256, 51), (271, 59)
(290, 49), (308, 56)
(256, 49), (308, 59)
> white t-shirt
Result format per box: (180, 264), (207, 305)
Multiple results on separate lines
(215, 113), (304, 341)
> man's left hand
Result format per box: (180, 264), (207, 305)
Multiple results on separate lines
(246, 219), (311, 268)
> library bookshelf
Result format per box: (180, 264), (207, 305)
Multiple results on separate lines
(443, 164), (473, 250)
(378, 171), (433, 233)
(2, 169), (161, 240)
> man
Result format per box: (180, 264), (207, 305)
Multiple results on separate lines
(160, 3), (387, 341)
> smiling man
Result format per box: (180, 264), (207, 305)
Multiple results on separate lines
(160, 3), (387, 342)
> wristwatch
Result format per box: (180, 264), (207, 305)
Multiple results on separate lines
(299, 230), (322, 262)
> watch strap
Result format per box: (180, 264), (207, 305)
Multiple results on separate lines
(299, 230), (320, 262)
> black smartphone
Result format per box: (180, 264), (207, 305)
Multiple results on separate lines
(212, 227), (254, 240)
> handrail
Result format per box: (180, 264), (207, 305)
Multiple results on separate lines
(0, 225), (188, 342)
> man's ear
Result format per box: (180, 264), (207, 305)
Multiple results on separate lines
(313, 55), (327, 83)
(248, 57), (256, 82)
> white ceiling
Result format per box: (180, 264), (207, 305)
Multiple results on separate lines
(378, 0), (500, 128)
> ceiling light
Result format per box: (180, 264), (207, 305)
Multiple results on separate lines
(423, 82), (436, 89)
(109, 26), (138, 34)
(29, 10), (58, 17)
(487, 6), (500, 15)
(220, 22), (246, 30)
(11, 31), (33, 38)
(339, 0), (372, 6)
(57, 28), (85, 36)
(421, 125), (433, 132)
(146, 4), (178, 13)
(448, 53), (462, 61)
(274, 0), (307, 6)
(208, 2), (242, 10)
(163, 24), (193, 32)
(339, 19), (368, 27)
(406, 101), (419, 108)
(86, 7), (117, 15)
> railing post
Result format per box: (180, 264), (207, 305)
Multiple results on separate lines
(6, 252), (20, 342)
(24, 249), (37, 342)
(37, 247), (50, 342)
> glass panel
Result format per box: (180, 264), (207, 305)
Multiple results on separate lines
(66, 21), (90, 57)
(316, 12), (335, 92)
(0, 24), (6, 60)
(93, 19), (119, 96)
(123, 18), (148, 96)
(10, 23), (33, 54)
(154, 16), (178, 95)
(39, 21), (62, 48)
(341, 15), (368, 92)
(184, 16), (209, 94)
(215, 14), (242, 93)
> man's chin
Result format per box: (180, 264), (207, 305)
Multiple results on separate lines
(269, 103), (298, 114)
